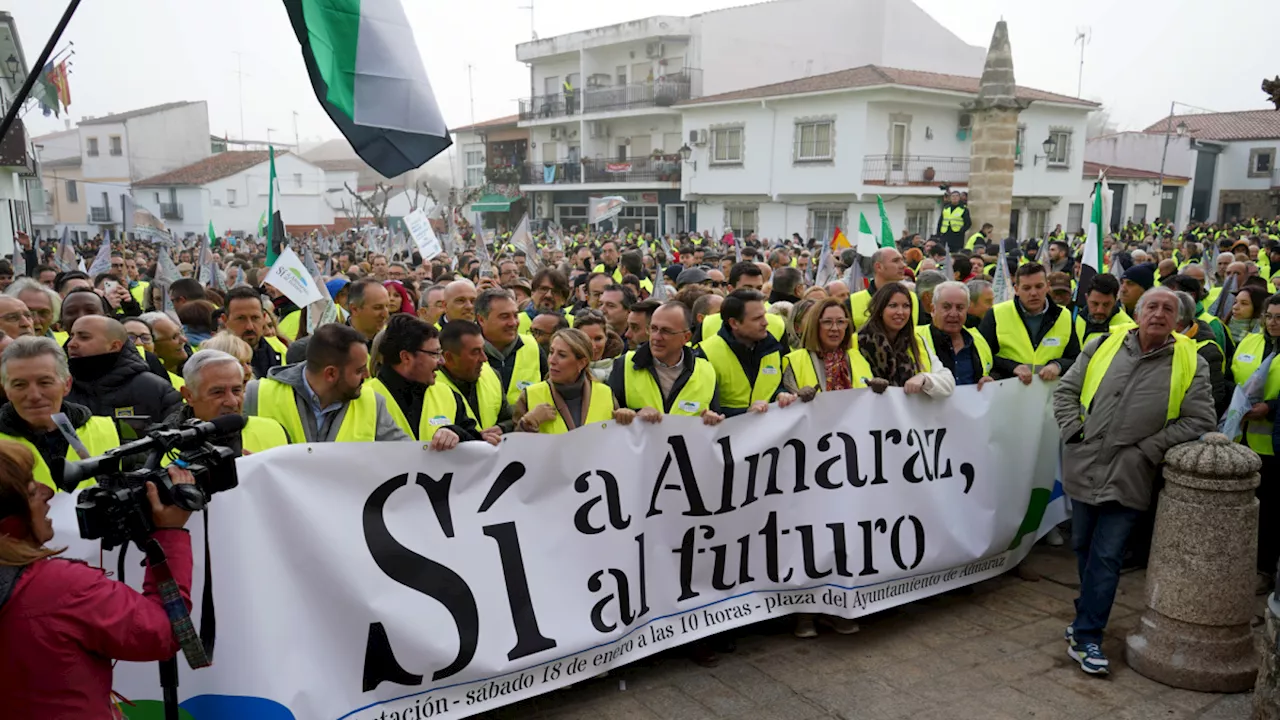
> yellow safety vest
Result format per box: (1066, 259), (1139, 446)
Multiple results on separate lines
(277, 307), (348, 342)
(130, 281), (150, 308)
(699, 333), (782, 409)
(1080, 330), (1197, 424)
(263, 335), (289, 361)
(621, 351), (717, 415)
(591, 264), (624, 283)
(134, 345), (186, 389)
(849, 288), (919, 330)
(914, 326), (991, 376)
(523, 380), (613, 434)
(241, 415), (289, 453)
(992, 300), (1072, 366)
(965, 232), (985, 251)
(1073, 308), (1134, 348)
(699, 313), (786, 344)
(502, 335), (543, 406)
(941, 206), (965, 233)
(255, 377), (377, 443)
(1230, 333), (1279, 456)
(438, 364), (503, 429)
(1204, 286), (1223, 311)
(366, 377), (459, 441)
(0, 415), (120, 491)
(782, 347), (871, 391)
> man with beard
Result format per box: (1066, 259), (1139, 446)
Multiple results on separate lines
(222, 286), (288, 379)
(244, 323), (407, 443)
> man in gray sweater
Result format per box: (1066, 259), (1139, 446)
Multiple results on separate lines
(1052, 286), (1216, 677)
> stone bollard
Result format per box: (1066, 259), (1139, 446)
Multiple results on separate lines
(1124, 433), (1260, 692)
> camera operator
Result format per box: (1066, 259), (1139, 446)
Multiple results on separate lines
(167, 350), (288, 454)
(0, 337), (120, 491)
(0, 441), (197, 716)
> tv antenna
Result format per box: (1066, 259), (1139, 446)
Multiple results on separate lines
(518, 0), (536, 39)
(1074, 27), (1091, 98)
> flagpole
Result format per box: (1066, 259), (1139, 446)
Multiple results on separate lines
(0, 0), (81, 142)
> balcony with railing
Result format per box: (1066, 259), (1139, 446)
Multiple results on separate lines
(89, 206), (112, 223)
(521, 156), (682, 185)
(160, 202), (183, 220)
(518, 69), (703, 121)
(862, 155), (970, 187)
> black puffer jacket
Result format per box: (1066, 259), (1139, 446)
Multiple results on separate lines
(66, 348), (183, 424)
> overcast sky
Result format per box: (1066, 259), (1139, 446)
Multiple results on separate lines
(11, 0), (1278, 158)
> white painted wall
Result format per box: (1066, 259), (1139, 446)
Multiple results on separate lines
(131, 186), (208, 237)
(32, 130), (80, 162)
(79, 121), (130, 180)
(124, 102), (211, 182)
(206, 154), (332, 233)
(1085, 131), (1196, 178)
(1011, 104), (1091, 201)
(1214, 139), (1279, 192)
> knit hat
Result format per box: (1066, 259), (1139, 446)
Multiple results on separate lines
(1122, 262), (1156, 291)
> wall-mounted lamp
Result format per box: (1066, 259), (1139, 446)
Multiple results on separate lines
(1033, 136), (1058, 166)
(678, 143), (696, 171)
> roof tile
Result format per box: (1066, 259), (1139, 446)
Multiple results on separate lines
(133, 150), (285, 187)
(678, 64), (1098, 108)
(1140, 110), (1280, 141)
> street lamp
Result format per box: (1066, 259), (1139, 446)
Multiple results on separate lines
(678, 143), (696, 171)
(1033, 136), (1057, 166)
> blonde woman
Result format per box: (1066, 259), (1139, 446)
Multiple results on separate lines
(200, 331), (255, 382)
(514, 328), (626, 433)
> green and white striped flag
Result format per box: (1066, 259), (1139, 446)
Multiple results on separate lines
(284, 0), (451, 178)
(1076, 174), (1106, 311)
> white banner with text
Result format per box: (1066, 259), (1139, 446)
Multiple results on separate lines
(53, 381), (1065, 720)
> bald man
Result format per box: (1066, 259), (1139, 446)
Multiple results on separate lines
(442, 279), (478, 324)
(849, 247), (914, 329)
(825, 280), (850, 304)
(65, 315), (182, 421)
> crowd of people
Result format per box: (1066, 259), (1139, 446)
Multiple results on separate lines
(0, 208), (1278, 714)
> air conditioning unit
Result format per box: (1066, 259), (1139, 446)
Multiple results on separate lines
(537, 193), (551, 218)
(688, 130), (699, 143)
(696, 129), (708, 146)
(588, 73), (611, 88)
(549, 127), (563, 140)
(645, 42), (665, 58)
(958, 112), (973, 131)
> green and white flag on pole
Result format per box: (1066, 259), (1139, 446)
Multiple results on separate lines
(876, 195), (894, 248)
(1076, 173), (1106, 312)
(856, 212), (878, 257)
(283, 0), (452, 178)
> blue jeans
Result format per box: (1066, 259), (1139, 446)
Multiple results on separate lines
(1071, 500), (1141, 645)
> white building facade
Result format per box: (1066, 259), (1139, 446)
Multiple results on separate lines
(0, 12), (43, 256)
(132, 152), (336, 237)
(509, 0), (987, 236)
(676, 66), (1096, 242)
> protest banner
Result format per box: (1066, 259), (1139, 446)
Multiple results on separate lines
(404, 208), (442, 259)
(54, 381), (1065, 720)
(262, 246), (325, 310)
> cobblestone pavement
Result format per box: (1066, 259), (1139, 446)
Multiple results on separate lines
(472, 546), (1258, 720)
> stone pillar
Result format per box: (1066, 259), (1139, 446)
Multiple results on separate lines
(966, 21), (1028, 245)
(1124, 433), (1260, 692)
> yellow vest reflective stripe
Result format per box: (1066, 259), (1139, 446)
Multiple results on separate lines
(438, 364), (503, 429)
(256, 377), (377, 443)
(1229, 333), (1279, 456)
(782, 347), (870, 390)
(849, 288), (919, 330)
(699, 334), (782, 409)
(0, 416), (120, 491)
(965, 232), (984, 250)
(263, 335), (288, 361)
(914, 326), (991, 376)
(941, 206), (964, 233)
(524, 380), (612, 433)
(504, 335), (543, 406)
(1080, 330), (1197, 424)
(242, 415), (289, 452)
(699, 313), (785, 344)
(992, 300), (1072, 365)
(367, 377), (459, 440)
(621, 352), (717, 415)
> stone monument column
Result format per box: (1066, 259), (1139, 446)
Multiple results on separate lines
(966, 21), (1028, 245)
(1124, 433), (1260, 692)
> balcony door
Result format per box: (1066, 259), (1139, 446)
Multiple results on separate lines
(889, 123), (908, 183)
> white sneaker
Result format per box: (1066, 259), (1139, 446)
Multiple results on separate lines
(1043, 527), (1065, 547)
(793, 615), (818, 639)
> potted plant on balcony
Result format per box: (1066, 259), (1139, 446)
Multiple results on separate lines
(922, 166), (936, 182)
(485, 165), (521, 185)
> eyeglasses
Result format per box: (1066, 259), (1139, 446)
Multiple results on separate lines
(415, 348), (445, 359)
(1264, 314), (1280, 322)
(0, 310), (32, 323)
(128, 332), (154, 343)
(649, 326), (689, 338)
(708, 281), (728, 288)
(818, 319), (849, 329)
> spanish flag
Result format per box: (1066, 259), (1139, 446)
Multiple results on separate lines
(831, 226), (851, 250)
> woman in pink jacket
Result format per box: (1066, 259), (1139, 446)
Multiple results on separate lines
(0, 439), (196, 718)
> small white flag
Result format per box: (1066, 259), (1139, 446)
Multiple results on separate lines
(263, 247), (325, 309)
(403, 208), (443, 259)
